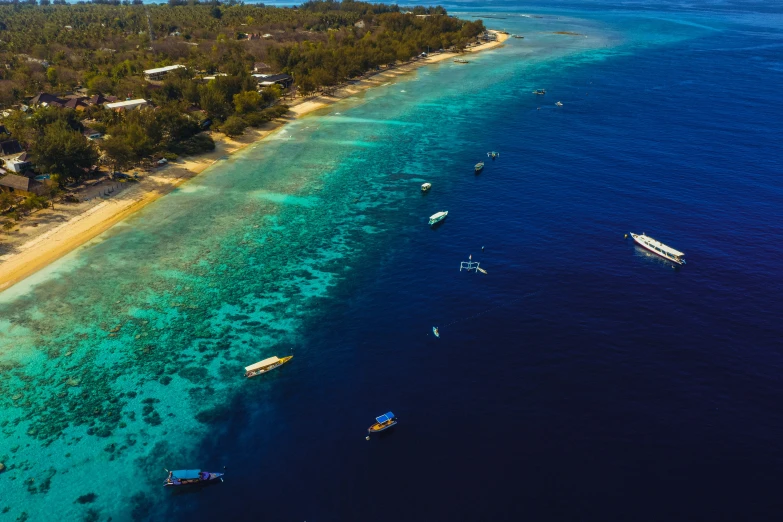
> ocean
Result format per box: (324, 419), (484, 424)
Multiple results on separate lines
(2, 2), (783, 521)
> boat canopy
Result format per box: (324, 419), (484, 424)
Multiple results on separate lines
(375, 412), (395, 424)
(172, 470), (201, 479)
(639, 234), (684, 257)
(245, 356), (280, 372)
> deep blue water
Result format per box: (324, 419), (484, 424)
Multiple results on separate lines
(168, 3), (783, 522)
(2, 2), (783, 521)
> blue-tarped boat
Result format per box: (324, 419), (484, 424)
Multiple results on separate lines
(367, 412), (397, 437)
(164, 469), (224, 487)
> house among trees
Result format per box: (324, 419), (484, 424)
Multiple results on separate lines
(88, 94), (119, 106)
(105, 99), (149, 111)
(63, 96), (90, 111)
(29, 92), (66, 107)
(0, 172), (45, 196)
(143, 65), (186, 81)
(253, 73), (293, 90)
(0, 139), (23, 157)
(253, 62), (272, 73)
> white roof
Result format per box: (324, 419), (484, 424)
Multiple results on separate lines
(143, 64), (185, 75)
(105, 99), (148, 109)
(245, 356), (280, 372)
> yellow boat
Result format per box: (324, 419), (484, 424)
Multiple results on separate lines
(244, 355), (293, 378)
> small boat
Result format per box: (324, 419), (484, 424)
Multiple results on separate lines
(367, 412), (397, 438)
(164, 469), (224, 487)
(421, 182), (432, 192)
(474, 162), (484, 173)
(555, 101), (563, 107)
(487, 151), (499, 159)
(433, 327), (440, 337)
(511, 34), (525, 39)
(429, 211), (448, 226)
(453, 58), (469, 64)
(630, 232), (686, 265)
(244, 355), (293, 378)
(533, 89), (546, 95)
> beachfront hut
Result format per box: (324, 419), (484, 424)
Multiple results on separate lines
(0, 173), (45, 196)
(253, 73), (293, 90)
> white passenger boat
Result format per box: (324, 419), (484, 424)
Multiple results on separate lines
(421, 182), (432, 192)
(429, 211), (448, 226)
(630, 232), (685, 265)
(555, 101), (563, 107)
(244, 355), (293, 378)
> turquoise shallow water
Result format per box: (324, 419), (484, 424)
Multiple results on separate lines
(3, 4), (783, 521)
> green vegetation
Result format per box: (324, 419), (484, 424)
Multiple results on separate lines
(0, 0), (483, 196)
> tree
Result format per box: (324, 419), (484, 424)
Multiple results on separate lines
(0, 191), (16, 213)
(21, 194), (49, 214)
(102, 135), (137, 172)
(199, 84), (231, 121)
(87, 75), (114, 95)
(221, 115), (247, 138)
(233, 90), (262, 114)
(32, 120), (98, 184)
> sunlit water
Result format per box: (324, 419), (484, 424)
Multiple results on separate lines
(2, 3), (782, 521)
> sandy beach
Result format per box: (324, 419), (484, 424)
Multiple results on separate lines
(0, 32), (507, 292)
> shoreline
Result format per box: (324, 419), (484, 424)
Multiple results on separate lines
(0, 32), (508, 292)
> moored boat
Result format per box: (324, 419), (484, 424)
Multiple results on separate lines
(433, 326), (440, 337)
(429, 211), (448, 226)
(244, 355), (293, 378)
(533, 89), (546, 95)
(487, 151), (499, 159)
(367, 412), (397, 438)
(555, 101), (563, 106)
(421, 182), (432, 192)
(453, 58), (469, 63)
(511, 34), (524, 39)
(164, 469), (224, 487)
(630, 232), (686, 265)
(474, 162), (484, 173)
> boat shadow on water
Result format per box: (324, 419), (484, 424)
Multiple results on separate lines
(166, 477), (225, 497)
(429, 220), (447, 231)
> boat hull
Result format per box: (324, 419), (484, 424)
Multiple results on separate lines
(164, 472), (224, 487)
(631, 234), (685, 265)
(368, 420), (397, 434)
(246, 355), (293, 378)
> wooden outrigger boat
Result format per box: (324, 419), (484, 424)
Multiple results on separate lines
(453, 58), (469, 64)
(474, 162), (485, 173)
(244, 355), (293, 378)
(533, 89), (546, 95)
(164, 469), (224, 487)
(366, 412), (397, 439)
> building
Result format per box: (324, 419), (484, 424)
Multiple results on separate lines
(253, 73), (294, 90)
(83, 128), (102, 140)
(88, 93), (119, 106)
(29, 92), (66, 107)
(105, 99), (149, 111)
(0, 140), (23, 157)
(63, 96), (89, 111)
(0, 173), (45, 195)
(253, 62), (271, 73)
(143, 64), (186, 81)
